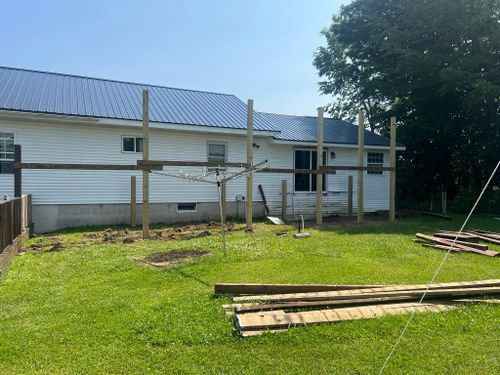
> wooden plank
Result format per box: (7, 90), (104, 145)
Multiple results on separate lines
(142, 89), (150, 239)
(236, 302), (454, 331)
(389, 116), (396, 221)
(215, 283), (387, 295)
(357, 109), (364, 224)
(407, 210), (451, 220)
(246, 99), (253, 230)
(235, 295), (420, 313)
(428, 236), (488, 250)
(434, 232), (479, 242)
(316, 107), (324, 225)
(470, 229), (500, 238)
(255, 166), (394, 174)
(258, 184), (270, 216)
(16, 162), (159, 171)
(466, 231), (500, 245)
(233, 281), (500, 303)
(416, 233), (498, 255)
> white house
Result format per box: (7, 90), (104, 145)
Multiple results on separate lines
(0, 67), (403, 233)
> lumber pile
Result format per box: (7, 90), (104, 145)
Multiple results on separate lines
(217, 280), (500, 336)
(414, 229), (500, 257)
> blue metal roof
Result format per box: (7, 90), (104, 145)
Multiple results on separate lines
(0, 66), (277, 131)
(0, 66), (397, 147)
(259, 112), (395, 147)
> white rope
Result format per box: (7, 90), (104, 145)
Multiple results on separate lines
(378, 160), (499, 374)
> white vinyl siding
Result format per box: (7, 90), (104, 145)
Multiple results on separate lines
(0, 120), (391, 216)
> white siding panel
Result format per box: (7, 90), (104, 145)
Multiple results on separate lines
(0, 120), (391, 213)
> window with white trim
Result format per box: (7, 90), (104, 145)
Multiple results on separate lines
(294, 149), (327, 192)
(367, 152), (384, 174)
(0, 132), (14, 174)
(207, 143), (227, 163)
(122, 136), (143, 153)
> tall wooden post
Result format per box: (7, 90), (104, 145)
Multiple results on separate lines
(281, 179), (287, 221)
(142, 89), (150, 238)
(357, 110), (365, 224)
(347, 175), (353, 217)
(389, 116), (397, 221)
(14, 145), (21, 198)
(246, 99), (254, 229)
(130, 176), (137, 227)
(221, 180), (227, 217)
(316, 108), (324, 225)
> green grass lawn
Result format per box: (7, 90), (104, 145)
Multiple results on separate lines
(0, 215), (499, 374)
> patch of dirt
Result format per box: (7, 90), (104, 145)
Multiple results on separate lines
(139, 249), (212, 267)
(22, 236), (75, 253)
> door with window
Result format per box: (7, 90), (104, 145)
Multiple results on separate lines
(294, 149), (327, 192)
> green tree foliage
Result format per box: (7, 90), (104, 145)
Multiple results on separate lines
(314, 0), (500, 209)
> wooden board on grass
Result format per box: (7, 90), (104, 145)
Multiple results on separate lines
(215, 283), (387, 295)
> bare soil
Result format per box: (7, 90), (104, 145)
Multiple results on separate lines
(140, 249), (212, 267)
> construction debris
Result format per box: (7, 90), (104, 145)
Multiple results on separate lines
(414, 229), (500, 257)
(219, 280), (500, 336)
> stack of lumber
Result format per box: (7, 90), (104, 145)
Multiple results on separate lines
(216, 280), (500, 336)
(414, 229), (500, 257)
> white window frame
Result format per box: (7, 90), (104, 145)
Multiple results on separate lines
(207, 141), (228, 164)
(367, 152), (384, 175)
(0, 131), (15, 161)
(121, 136), (143, 154)
(293, 148), (328, 193)
(177, 202), (197, 213)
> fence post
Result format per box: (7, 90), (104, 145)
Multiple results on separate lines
(281, 180), (287, 222)
(357, 110), (365, 224)
(130, 176), (136, 227)
(348, 175), (353, 217)
(14, 145), (21, 198)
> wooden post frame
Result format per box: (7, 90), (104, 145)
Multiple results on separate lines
(348, 175), (353, 217)
(389, 116), (396, 221)
(221, 180), (227, 217)
(142, 89), (150, 238)
(130, 176), (137, 227)
(14, 145), (21, 197)
(281, 179), (287, 222)
(316, 108), (324, 225)
(357, 110), (364, 224)
(246, 99), (254, 229)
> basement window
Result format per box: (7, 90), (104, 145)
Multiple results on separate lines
(122, 136), (143, 153)
(367, 152), (384, 174)
(177, 203), (197, 212)
(0, 133), (14, 175)
(294, 149), (327, 192)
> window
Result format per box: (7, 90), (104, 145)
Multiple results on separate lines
(367, 152), (384, 174)
(294, 149), (327, 192)
(0, 133), (14, 175)
(207, 143), (227, 163)
(177, 203), (197, 212)
(122, 136), (143, 153)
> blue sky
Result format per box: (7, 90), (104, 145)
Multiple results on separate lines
(1, 0), (346, 115)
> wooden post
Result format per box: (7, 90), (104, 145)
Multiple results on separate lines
(14, 145), (21, 198)
(246, 99), (254, 229)
(389, 116), (396, 221)
(281, 179), (287, 221)
(142, 90), (150, 238)
(221, 180), (227, 217)
(130, 176), (136, 227)
(316, 108), (324, 225)
(357, 110), (364, 224)
(348, 175), (353, 217)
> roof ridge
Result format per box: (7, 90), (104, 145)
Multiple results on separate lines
(258, 110), (346, 122)
(0, 65), (238, 97)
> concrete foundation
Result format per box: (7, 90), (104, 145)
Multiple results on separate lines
(32, 202), (265, 233)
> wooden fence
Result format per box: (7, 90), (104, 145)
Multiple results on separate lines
(0, 195), (31, 273)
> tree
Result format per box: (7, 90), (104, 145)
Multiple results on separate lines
(314, 0), (500, 209)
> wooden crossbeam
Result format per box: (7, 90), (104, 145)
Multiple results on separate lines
(214, 283), (387, 295)
(15, 163), (161, 171)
